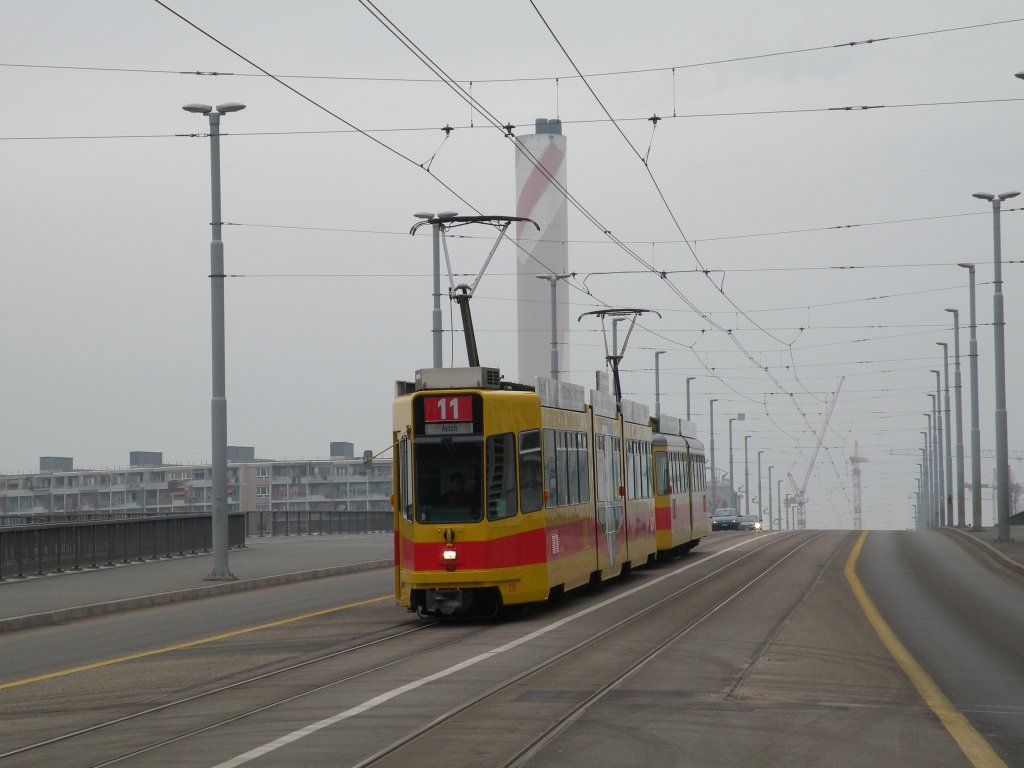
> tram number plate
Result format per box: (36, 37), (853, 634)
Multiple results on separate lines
(423, 395), (473, 423)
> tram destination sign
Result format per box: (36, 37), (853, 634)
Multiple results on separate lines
(415, 393), (483, 437)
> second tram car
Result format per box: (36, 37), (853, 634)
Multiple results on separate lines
(392, 367), (707, 618)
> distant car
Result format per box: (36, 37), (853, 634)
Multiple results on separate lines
(711, 509), (739, 530)
(738, 515), (762, 532)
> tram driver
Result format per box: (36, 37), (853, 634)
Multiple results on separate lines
(441, 472), (475, 508)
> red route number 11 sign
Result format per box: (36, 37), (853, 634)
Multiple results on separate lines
(423, 395), (473, 423)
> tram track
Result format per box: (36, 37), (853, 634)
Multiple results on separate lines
(351, 531), (820, 768)
(3, 532), (824, 767)
(0, 617), (490, 766)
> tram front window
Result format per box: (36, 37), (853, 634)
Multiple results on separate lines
(414, 439), (483, 523)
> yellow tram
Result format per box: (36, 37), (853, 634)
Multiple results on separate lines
(392, 367), (707, 618)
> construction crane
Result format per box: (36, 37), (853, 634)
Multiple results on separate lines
(787, 377), (845, 529)
(850, 442), (869, 529)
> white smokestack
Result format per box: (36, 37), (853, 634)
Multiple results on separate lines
(515, 118), (570, 384)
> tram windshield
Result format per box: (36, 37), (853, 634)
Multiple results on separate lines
(414, 438), (483, 523)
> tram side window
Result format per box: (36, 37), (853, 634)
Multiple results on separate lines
(612, 436), (623, 499)
(655, 452), (669, 496)
(578, 433), (591, 503)
(643, 442), (652, 498)
(519, 430), (543, 513)
(697, 454), (706, 490)
(486, 433), (518, 520)
(399, 436), (413, 521)
(556, 431), (570, 506)
(595, 434), (609, 502)
(544, 429), (557, 506)
(567, 432), (580, 505)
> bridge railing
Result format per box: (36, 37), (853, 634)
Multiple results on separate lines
(245, 509), (392, 537)
(0, 513), (245, 580)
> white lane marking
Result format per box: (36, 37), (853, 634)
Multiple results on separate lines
(212, 535), (770, 767)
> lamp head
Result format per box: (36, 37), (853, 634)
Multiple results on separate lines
(973, 193), (995, 201)
(945, 308), (957, 314)
(999, 191), (1021, 201)
(215, 102), (246, 114)
(930, 369), (939, 375)
(437, 211), (459, 220)
(1016, 71), (1024, 80)
(413, 212), (435, 219)
(957, 262), (975, 270)
(936, 342), (947, 348)
(183, 103), (213, 115)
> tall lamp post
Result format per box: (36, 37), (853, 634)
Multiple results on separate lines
(925, 409), (937, 528)
(973, 191), (1019, 542)
(413, 211), (459, 368)
(957, 263), (983, 530)
(929, 376), (946, 526)
(945, 309), (966, 527)
(757, 450), (765, 524)
(744, 435), (751, 517)
(685, 377), (696, 421)
(920, 438), (930, 529)
(728, 414), (745, 506)
(936, 347), (954, 528)
(927, 396), (940, 528)
(768, 465), (774, 530)
(535, 273), (572, 381)
(709, 398), (718, 510)
(184, 101), (246, 581)
(654, 350), (666, 421)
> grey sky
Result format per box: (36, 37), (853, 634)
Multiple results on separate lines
(2, 1), (1022, 530)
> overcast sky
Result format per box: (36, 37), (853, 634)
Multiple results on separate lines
(2, 1), (1022, 530)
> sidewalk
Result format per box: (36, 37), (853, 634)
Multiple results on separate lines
(942, 524), (1024, 578)
(0, 534), (393, 633)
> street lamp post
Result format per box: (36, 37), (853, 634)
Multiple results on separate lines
(184, 101), (246, 582)
(957, 263), (983, 530)
(768, 465), (774, 530)
(973, 191), (1019, 542)
(413, 211), (459, 368)
(927, 396), (940, 528)
(937, 342), (954, 528)
(654, 350), (666, 422)
(945, 309), (966, 527)
(757, 450), (765, 525)
(916, 466), (923, 531)
(929, 375), (945, 526)
(709, 398), (718, 510)
(685, 377), (696, 421)
(728, 414), (745, 506)
(744, 435), (751, 517)
(535, 274), (572, 381)
(920, 439), (930, 529)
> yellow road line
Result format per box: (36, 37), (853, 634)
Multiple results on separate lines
(845, 531), (1006, 768)
(0, 595), (390, 691)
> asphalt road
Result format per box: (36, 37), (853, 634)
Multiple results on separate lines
(0, 530), (1020, 767)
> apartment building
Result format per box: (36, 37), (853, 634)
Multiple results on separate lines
(0, 442), (392, 519)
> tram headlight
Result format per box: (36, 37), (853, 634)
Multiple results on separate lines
(443, 549), (457, 561)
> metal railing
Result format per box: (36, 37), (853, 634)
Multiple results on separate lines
(246, 509), (392, 537)
(0, 513), (245, 580)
